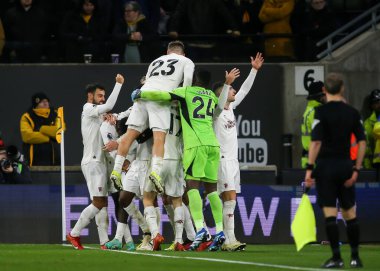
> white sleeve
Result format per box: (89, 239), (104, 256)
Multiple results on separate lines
(214, 84), (229, 118)
(232, 68), (257, 109)
(117, 106), (133, 120)
(96, 82), (122, 114)
(182, 60), (195, 87)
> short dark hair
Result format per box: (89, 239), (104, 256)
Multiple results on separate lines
(212, 81), (224, 96)
(167, 40), (185, 53)
(124, 1), (141, 12)
(116, 117), (128, 137)
(324, 73), (344, 95)
(193, 70), (211, 89)
(85, 83), (105, 95)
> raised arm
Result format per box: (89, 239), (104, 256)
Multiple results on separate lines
(97, 74), (124, 114)
(214, 68), (240, 117)
(132, 89), (182, 102)
(233, 53), (264, 108)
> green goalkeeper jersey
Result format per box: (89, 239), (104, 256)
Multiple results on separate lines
(140, 86), (220, 150)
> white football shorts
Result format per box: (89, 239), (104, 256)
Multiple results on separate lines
(81, 162), (108, 199)
(123, 160), (150, 199)
(217, 158), (241, 194)
(127, 99), (170, 132)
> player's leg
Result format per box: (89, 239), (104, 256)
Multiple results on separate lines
(143, 190), (163, 251)
(147, 102), (171, 194)
(68, 163), (108, 250)
(219, 159), (246, 251)
(340, 184), (362, 268)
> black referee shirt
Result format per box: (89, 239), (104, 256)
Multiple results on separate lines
(311, 101), (365, 159)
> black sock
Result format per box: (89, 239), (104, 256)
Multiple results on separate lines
(325, 216), (341, 260)
(346, 218), (360, 259)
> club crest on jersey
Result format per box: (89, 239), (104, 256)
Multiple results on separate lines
(224, 183), (228, 188)
(224, 120), (236, 129)
(98, 187), (103, 192)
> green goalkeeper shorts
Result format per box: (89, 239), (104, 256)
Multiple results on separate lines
(183, 146), (220, 183)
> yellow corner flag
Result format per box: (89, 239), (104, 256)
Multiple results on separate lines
(56, 107), (64, 144)
(291, 194), (316, 251)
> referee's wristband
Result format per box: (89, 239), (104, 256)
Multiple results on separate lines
(305, 163), (314, 170)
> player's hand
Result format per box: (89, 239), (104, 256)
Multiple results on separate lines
(122, 160), (130, 173)
(344, 171), (358, 187)
(131, 89), (142, 102)
(116, 74), (124, 84)
(110, 170), (122, 191)
(304, 170), (315, 189)
(251, 52), (264, 71)
(102, 140), (118, 152)
(225, 68), (240, 85)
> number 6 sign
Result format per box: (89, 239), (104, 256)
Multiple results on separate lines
(295, 66), (325, 96)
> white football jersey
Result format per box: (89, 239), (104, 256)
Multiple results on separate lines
(214, 107), (238, 160)
(100, 120), (118, 160)
(141, 53), (194, 92)
(81, 103), (107, 165)
(164, 104), (183, 160)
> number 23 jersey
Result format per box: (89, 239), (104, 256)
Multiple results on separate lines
(141, 53), (194, 92)
(171, 86), (219, 150)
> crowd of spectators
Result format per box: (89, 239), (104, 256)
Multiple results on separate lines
(0, 0), (377, 63)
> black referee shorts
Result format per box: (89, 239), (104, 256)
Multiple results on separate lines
(312, 158), (356, 210)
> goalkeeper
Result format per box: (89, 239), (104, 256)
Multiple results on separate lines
(132, 68), (240, 251)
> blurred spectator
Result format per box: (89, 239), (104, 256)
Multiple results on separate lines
(2, 0), (48, 63)
(112, 1), (158, 63)
(20, 92), (62, 166)
(258, 0), (295, 60)
(0, 18), (4, 58)
(168, 0), (240, 62)
(225, 0), (263, 35)
(292, 0), (338, 61)
(60, 0), (105, 63)
(158, 0), (179, 34)
(0, 145), (32, 184)
(362, 89), (380, 169)
(301, 81), (325, 168)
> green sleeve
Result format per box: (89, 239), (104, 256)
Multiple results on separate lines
(140, 90), (172, 101)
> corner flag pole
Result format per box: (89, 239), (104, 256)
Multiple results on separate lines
(56, 107), (66, 242)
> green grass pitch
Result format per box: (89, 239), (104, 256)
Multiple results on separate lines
(1, 244), (379, 271)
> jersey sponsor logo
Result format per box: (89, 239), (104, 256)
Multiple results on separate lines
(237, 115), (268, 166)
(224, 119), (236, 129)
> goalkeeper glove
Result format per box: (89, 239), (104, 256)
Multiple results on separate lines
(131, 89), (142, 102)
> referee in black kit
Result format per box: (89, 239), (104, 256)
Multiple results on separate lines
(304, 73), (366, 269)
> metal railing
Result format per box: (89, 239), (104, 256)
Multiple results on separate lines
(316, 2), (380, 59)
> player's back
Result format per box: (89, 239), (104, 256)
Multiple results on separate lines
(141, 53), (194, 92)
(173, 86), (219, 149)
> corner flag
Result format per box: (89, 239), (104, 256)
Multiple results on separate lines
(291, 193), (316, 251)
(56, 107), (64, 143)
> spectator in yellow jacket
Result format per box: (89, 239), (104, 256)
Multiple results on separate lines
(20, 93), (63, 166)
(259, 0), (295, 59)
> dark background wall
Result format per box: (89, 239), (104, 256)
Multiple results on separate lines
(0, 64), (283, 167)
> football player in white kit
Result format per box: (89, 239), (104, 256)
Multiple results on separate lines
(143, 103), (195, 251)
(111, 41), (194, 195)
(212, 53), (264, 251)
(100, 108), (141, 251)
(67, 74), (125, 250)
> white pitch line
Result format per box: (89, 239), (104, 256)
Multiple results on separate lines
(62, 244), (345, 271)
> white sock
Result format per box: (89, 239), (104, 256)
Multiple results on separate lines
(71, 204), (99, 237)
(144, 206), (159, 238)
(115, 222), (127, 242)
(174, 206), (184, 244)
(183, 204), (195, 241)
(151, 156), (163, 176)
(95, 207), (109, 245)
(124, 224), (133, 243)
(124, 202), (149, 233)
(155, 207), (161, 232)
(113, 155), (125, 173)
(164, 204), (175, 235)
(223, 200), (237, 244)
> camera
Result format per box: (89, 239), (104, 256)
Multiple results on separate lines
(6, 145), (24, 163)
(1, 158), (12, 169)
